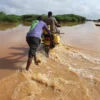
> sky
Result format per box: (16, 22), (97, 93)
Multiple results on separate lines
(0, 0), (100, 19)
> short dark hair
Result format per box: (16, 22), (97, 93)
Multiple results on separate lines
(37, 16), (42, 20)
(48, 11), (52, 16)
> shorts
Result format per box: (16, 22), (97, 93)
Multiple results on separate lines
(26, 37), (41, 58)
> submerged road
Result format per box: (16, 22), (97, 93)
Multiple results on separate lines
(0, 22), (100, 79)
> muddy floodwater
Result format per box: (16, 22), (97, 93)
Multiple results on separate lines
(0, 22), (100, 100)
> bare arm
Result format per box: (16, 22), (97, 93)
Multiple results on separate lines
(43, 23), (51, 34)
(54, 17), (61, 27)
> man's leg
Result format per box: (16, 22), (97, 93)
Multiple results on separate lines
(44, 45), (49, 57)
(33, 54), (39, 65)
(26, 57), (33, 70)
(26, 54), (40, 70)
(26, 37), (41, 70)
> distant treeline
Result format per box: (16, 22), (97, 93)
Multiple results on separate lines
(0, 12), (21, 22)
(0, 11), (86, 23)
(98, 19), (100, 22)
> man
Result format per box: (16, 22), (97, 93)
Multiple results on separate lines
(26, 16), (51, 71)
(46, 11), (61, 33)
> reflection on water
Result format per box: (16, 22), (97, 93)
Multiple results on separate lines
(0, 22), (84, 31)
(61, 21), (85, 26)
(0, 22), (19, 30)
(0, 22), (31, 31)
(21, 22), (32, 26)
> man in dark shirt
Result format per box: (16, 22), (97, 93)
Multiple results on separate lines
(46, 11), (61, 33)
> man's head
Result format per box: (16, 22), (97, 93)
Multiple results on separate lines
(37, 16), (43, 21)
(48, 11), (52, 17)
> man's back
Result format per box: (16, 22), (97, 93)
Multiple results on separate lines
(27, 20), (50, 39)
(46, 16), (58, 33)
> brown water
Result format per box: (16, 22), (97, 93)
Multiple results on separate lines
(0, 22), (100, 100)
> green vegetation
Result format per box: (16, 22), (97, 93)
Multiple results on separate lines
(21, 14), (38, 22)
(0, 12), (86, 30)
(98, 19), (100, 22)
(0, 12), (21, 22)
(55, 14), (86, 22)
(0, 11), (86, 23)
(21, 14), (86, 22)
(0, 12), (6, 21)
